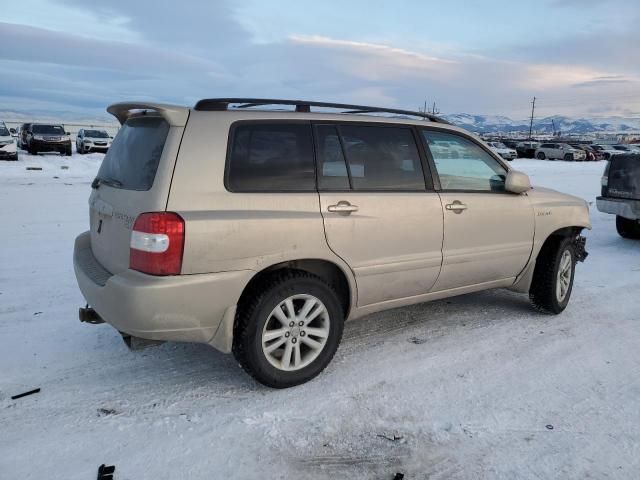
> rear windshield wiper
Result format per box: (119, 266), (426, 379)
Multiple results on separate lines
(91, 176), (122, 189)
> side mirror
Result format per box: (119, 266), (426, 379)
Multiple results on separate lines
(65, 131), (70, 135)
(9, 128), (16, 134)
(110, 136), (114, 139)
(505, 170), (531, 194)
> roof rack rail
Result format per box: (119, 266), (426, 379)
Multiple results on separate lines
(193, 98), (450, 124)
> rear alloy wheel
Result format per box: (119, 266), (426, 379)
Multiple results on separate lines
(529, 237), (576, 314)
(616, 215), (640, 239)
(564, 153), (574, 162)
(233, 271), (344, 388)
(537, 152), (546, 160)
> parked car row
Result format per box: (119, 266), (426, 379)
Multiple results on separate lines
(482, 135), (640, 162)
(7, 122), (113, 158)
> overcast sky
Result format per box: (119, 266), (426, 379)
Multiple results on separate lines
(1, 0), (638, 120)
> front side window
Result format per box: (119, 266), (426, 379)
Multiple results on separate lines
(422, 130), (507, 192)
(315, 124), (425, 191)
(227, 123), (315, 192)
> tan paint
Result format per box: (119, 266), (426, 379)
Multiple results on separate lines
(74, 102), (591, 353)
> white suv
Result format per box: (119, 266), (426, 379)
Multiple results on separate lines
(487, 141), (517, 160)
(536, 143), (587, 161)
(0, 121), (18, 160)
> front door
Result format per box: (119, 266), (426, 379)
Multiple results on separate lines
(421, 128), (534, 291)
(315, 123), (444, 307)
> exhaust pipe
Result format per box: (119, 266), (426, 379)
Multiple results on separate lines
(79, 305), (104, 324)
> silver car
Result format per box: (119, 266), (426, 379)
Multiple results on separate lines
(76, 128), (112, 154)
(74, 99), (590, 387)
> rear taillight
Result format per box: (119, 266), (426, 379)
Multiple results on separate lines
(130, 212), (185, 275)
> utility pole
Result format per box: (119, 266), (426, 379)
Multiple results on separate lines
(528, 96), (536, 139)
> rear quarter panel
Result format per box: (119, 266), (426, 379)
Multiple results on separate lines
(167, 111), (356, 299)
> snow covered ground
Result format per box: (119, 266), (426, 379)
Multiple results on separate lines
(1, 149), (639, 479)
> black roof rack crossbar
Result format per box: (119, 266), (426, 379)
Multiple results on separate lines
(193, 98), (450, 124)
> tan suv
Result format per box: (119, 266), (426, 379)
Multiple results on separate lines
(74, 98), (590, 388)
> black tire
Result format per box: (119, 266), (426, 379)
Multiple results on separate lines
(65, 147), (72, 157)
(537, 152), (546, 160)
(564, 153), (574, 162)
(529, 236), (576, 314)
(11, 153), (18, 161)
(233, 270), (344, 388)
(77, 144), (84, 154)
(29, 145), (37, 155)
(616, 216), (640, 239)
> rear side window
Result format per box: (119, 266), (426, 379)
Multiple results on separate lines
(227, 123), (315, 192)
(315, 124), (425, 191)
(97, 116), (169, 191)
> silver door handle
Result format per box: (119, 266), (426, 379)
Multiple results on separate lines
(327, 201), (359, 214)
(445, 202), (467, 213)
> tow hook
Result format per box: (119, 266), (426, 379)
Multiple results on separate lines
(573, 235), (588, 262)
(79, 305), (104, 324)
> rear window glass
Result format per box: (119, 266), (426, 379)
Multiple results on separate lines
(97, 116), (169, 191)
(227, 123), (315, 192)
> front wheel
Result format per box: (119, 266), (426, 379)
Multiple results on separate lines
(233, 271), (344, 388)
(529, 237), (576, 314)
(564, 153), (574, 161)
(537, 152), (546, 160)
(616, 216), (640, 239)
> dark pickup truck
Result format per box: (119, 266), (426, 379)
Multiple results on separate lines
(597, 154), (640, 238)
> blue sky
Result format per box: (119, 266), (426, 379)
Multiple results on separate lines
(1, 0), (638, 120)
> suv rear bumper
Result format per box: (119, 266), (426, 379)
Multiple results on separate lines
(596, 196), (640, 220)
(73, 231), (251, 349)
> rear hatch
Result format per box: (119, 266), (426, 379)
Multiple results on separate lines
(89, 106), (188, 275)
(604, 154), (640, 201)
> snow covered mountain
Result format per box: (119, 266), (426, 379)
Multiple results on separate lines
(442, 114), (640, 134)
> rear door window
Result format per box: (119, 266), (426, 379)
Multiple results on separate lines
(97, 116), (169, 191)
(315, 124), (426, 191)
(227, 123), (315, 192)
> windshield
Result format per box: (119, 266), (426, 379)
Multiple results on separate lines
(32, 125), (65, 135)
(85, 130), (109, 138)
(494, 142), (507, 149)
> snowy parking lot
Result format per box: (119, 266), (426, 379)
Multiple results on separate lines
(1, 149), (639, 479)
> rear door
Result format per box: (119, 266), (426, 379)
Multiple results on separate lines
(315, 123), (444, 306)
(420, 128), (534, 291)
(89, 113), (185, 274)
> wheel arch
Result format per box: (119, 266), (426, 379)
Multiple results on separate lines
(240, 258), (355, 319)
(510, 226), (585, 293)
